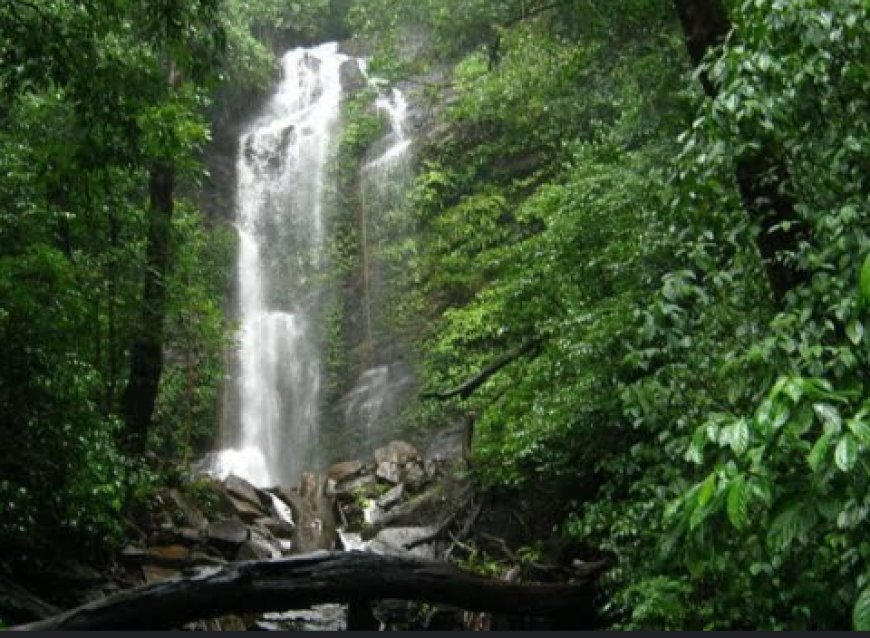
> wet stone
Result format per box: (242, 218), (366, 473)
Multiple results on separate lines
(327, 459), (364, 483)
(206, 519), (249, 547)
(224, 474), (267, 508)
(376, 484), (404, 511)
(226, 494), (267, 522)
(334, 473), (378, 496)
(376, 461), (401, 484)
(374, 441), (420, 466)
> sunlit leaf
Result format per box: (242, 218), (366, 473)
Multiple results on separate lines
(835, 435), (858, 472)
(726, 474), (749, 530)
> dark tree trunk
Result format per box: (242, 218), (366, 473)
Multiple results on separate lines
(673, 0), (809, 301)
(673, 0), (730, 97)
(14, 552), (600, 631)
(122, 161), (174, 451)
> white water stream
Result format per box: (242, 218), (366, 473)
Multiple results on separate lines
(208, 43), (414, 490)
(213, 43), (348, 487)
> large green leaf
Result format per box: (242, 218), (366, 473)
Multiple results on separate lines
(808, 432), (834, 472)
(814, 403), (843, 433)
(848, 413), (870, 446)
(730, 418), (750, 455)
(835, 435), (858, 472)
(767, 502), (815, 552)
(726, 474), (749, 530)
(854, 584), (870, 630)
(860, 254), (870, 305)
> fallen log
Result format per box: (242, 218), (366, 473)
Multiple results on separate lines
(14, 550), (598, 630)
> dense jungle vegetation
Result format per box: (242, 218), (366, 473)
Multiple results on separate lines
(2, 0), (870, 630)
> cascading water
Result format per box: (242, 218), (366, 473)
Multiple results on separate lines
(339, 80), (415, 450)
(213, 43), (349, 488)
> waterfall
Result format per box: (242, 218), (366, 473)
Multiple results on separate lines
(213, 43), (349, 488)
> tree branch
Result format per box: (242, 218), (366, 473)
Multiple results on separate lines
(14, 551), (598, 630)
(421, 340), (541, 401)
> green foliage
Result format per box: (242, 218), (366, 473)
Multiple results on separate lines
(0, 0), (265, 560)
(360, 0), (870, 630)
(184, 476), (223, 518)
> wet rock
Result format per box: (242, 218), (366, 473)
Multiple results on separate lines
(337, 530), (366, 551)
(187, 615), (248, 631)
(271, 487), (301, 517)
(167, 488), (208, 529)
(267, 493), (296, 527)
(224, 474), (268, 508)
(334, 473), (378, 497)
(206, 519), (249, 547)
(145, 526), (203, 547)
(362, 487), (446, 538)
(371, 599), (427, 631)
(327, 460), (364, 483)
(299, 472), (320, 500)
(189, 548), (227, 564)
(226, 493), (268, 523)
(363, 501), (386, 526)
(257, 604), (347, 631)
(148, 545), (190, 562)
(141, 565), (179, 583)
(273, 485), (335, 553)
(236, 537), (281, 561)
(368, 526), (440, 559)
(376, 460), (401, 484)
(376, 484), (404, 511)
(403, 462), (427, 491)
(120, 544), (147, 563)
(254, 517), (295, 540)
(424, 422), (470, 476)
(374, 441), (420, 466)
(340, 59), (367, 93)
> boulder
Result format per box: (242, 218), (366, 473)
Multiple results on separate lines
(186, 615), (248, 632)
(376, 461), (401, 484)
(272, 486), (334, 553)
(376, 484), (404, 511)
(327, 460), (363, 483)
(189, 549), (226, 564)
(167, 488), (208, 529)
(267, 493), (295, 527)
(206, 519), (249, 547)
(339, 59), (367, 93)
(235, 537), (281, 561)
(141, 565), (179, 583)
(253, 517), (294, 540)
(119, 544), (148, 563)
(403, 462), (427, 491)
(363, 501), (386, 526)
(423, 422), (470, 476)
(333, 473), (378, 497)
(226, 494), (267, 523)
(147, 545), (190, 563)
(145, 526), (203, 547)
(271, 487), (301, 520)
(374, 441), (420, 466)
(368, 526), (440, 559)
(362, 487), (446, 539)
(224, 474), (267, 508)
